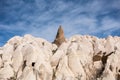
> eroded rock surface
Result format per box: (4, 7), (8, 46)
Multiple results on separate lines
(53, 25), (66, 47)
(0, 34), (120, 80)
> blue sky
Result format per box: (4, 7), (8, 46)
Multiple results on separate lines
(0, 0), (120, 46)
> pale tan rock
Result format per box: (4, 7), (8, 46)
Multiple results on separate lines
(0, 62), (14, 79)
(12, 45), (23, 73)
(2, 44), (13, 64)
(0, 34), (120, 80)
(55, 55), (74, 80)
(68, 50), (86, 80)
(18, 66), (36, 80)
(105, 36), (115, 54)
(0, 57), (3, 68)
(51, 42), (70, 67)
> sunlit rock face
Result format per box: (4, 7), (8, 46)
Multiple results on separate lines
(53, 25), (66, 47)
(0, 34), (120, 80)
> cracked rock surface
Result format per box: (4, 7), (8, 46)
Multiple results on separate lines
(0, 34), (120, 80)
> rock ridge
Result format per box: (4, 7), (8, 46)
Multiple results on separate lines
(0, 34), (120, 80)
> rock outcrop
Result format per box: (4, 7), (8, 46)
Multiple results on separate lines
(0, 34), (120, 80)
(53, 25), (66, 47)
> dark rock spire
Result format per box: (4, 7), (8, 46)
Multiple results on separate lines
(53, 25), (66, 47)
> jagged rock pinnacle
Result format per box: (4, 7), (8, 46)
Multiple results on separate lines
(53, 25), (66, 47)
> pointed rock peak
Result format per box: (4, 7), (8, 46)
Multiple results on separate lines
(53, 25), (66, 47)
(56, 25), (64, 38)
(58, 25), (63, 31)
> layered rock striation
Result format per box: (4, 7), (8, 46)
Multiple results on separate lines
(0, 34), (120, 80)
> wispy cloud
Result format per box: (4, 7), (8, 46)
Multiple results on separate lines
(0, 0), (120, 46)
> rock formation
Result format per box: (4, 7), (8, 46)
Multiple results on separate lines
(0, 34), (120, 80)
(53, 25), (66, 47)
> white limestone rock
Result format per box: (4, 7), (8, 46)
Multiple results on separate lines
(0, 34), (120, 80)
(0, 62), (14, 79)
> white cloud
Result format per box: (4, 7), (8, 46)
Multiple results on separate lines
(0, 0), (120, 45)
(100, 17), (120, 30)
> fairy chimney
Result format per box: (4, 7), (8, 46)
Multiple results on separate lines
(53, 25), (66, 47)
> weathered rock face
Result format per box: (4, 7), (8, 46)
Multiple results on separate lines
(0, 34), (120, 80)
(53, 26), (66, 47)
